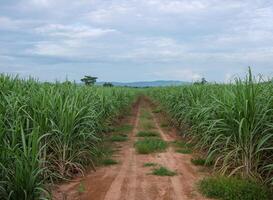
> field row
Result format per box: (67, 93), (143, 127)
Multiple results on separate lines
(0, 75), (136, 200)
(148, 71), (273, 189)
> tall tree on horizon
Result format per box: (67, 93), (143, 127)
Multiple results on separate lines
(81, 76), (98, 86)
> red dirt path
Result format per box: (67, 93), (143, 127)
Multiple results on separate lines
(53, 98), (209, 200)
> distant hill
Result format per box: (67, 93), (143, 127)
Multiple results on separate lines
(97, 80), (191, 87)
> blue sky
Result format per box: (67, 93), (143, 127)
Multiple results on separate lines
(0, 0), (273, 82)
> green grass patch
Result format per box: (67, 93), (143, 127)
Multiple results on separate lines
(135, 138), (168, 154)
(172, 140), (194, 148)
(77, 182), (85, 194)
(137, 130), (159, 137)
(191, 158), (213, 166)
(143, 162), (158, 167)
(101, 158), (118, 166)
(92, 143), (115, 164)
(114, 124), (133, 134)
(198, 176), (272, 200)
(152, 108), (162, 113)
(140, 121), (155, 130)
(152, 166), (177, 176)
(140, 110), (152, 119)
(110, 134), (128, 142)
(176, 148), (192, 154)
(160, 123), (169, 128)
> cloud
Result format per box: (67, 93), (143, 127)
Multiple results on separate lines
(87, 4), (133, 23)
(1, 0), (273, 82)
(31, 0), (51, 7)
(147, 0), (208, 14)
(152, 68), (202, 81)
(0, 16), (24, 30)
(27, 23), (118, 58)
(35, 24), (117, 39)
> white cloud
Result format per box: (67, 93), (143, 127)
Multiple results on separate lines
(152, 68), (201, 81)
(114, 37), (187, 62)
(0, 16), (19, 30)
(31, 0), (50, 7)
(35, 24), (117, 39)
(87, 4), (133, 23)
(224, 73), (234, 83)
(147, 0), (208, 14)
(1, 0), (273, 82)
(28, 23), (119, 58)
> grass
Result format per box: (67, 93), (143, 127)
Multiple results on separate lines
(172, 140), (193, 148)
(160, 123), (169, 128)
(137, 130), (159, 137)
(143, 162), (158, 167)
(140, 110), (152, 119)
(152, 166), (177, 176)
(198, 176), (272, 200)
(171, 140), (193, 154)
(0, 75), (136, 199)
(148, 68), (273, 186)
(101, 158), (118, 166)
(176, 148), (192, 154)
(191, 158), (213, 166)
(110, 134), (128, 142)
(114, 124), (133, 134)
(152, 108), (162, 113)
(191, 158), (206, 166)
(77, 182), (85, 194)
(135, 138), (168, 154)
(141, 121), (155, 130)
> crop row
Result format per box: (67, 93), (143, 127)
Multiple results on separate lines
(0, 75), (136, 199)
(148, 70), (273, 185)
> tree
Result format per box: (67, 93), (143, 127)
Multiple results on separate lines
(63, 80), (72, 85)
(201, 77), (207, 85)
(194, 77), (208, 85)
(103, 82), (113, 87)
(81, 76), (97, 86)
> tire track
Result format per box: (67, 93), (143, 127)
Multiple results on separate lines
(151, 106), (210, 200)
(103, 103), (140, 200)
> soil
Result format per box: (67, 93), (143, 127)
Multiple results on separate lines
(53, 97), (210, 200)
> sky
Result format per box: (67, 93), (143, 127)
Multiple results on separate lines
(0, 0), (273, 82)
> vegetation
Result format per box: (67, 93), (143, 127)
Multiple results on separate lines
(137, 130), (159, 137)
(110, 134), (128, 142)
(77, 182), (86, 194)
(172, 140), (193, 148)
(0, 75), (136, 200)
(114, 124), (133, 134)
(191, 158), (206, 166)
(101, 159), (118, 166)
(191, 158), (213, 166)
(152, 108), (162, 113)
(199, 176), (272, 200)
(140, 110), (152, 119)
(81, 75), (97, 85)
(148, 69), (273, 185)
(140, 120), (155, 130)
(160, 123), (169, 128)
(143, 162), (158, 167)
(152, 166), (177, 176)
(103, 82), (114, 87)
(3, 68), (273, 199)
(194, 77), (208, 85)
(135, 138), (167, 154)
(176, 148), (192, 154)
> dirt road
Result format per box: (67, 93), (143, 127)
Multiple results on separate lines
(53, 98), (209, 200)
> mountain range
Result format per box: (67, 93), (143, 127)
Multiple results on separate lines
(96, 80), (191, 87)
